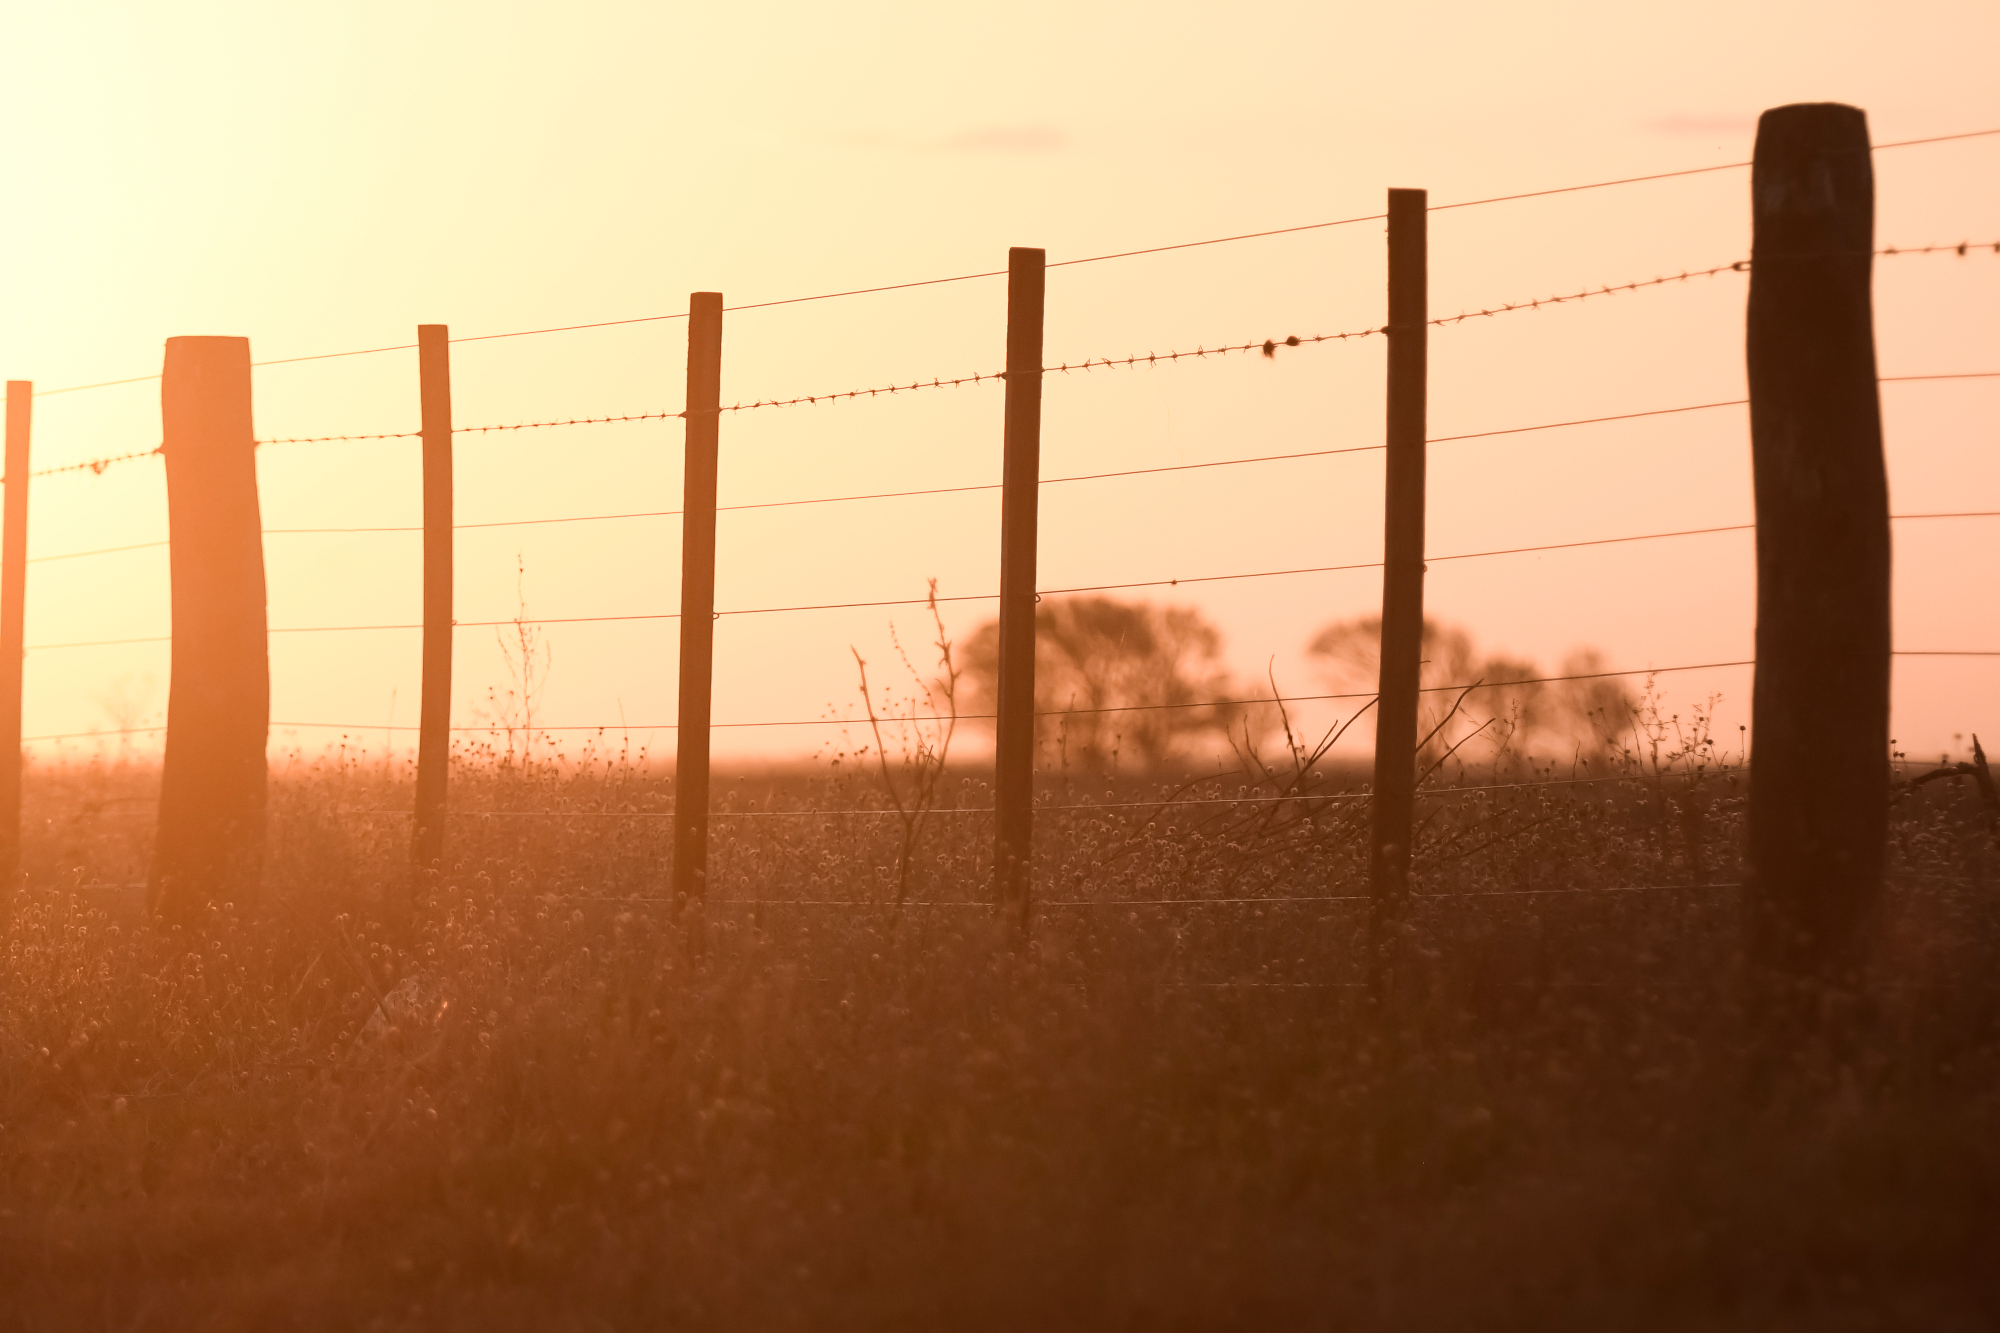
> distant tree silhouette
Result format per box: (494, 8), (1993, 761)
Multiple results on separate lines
(1307, 616), (1634, 762)
(963, 597), (1240, 772)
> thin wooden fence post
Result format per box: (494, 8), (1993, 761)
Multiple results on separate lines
(1368, 188), (1428, 994)
(1745, 103), (1890, 1033)
(993, 246), (1046, 935)
(151, 337), (268, 923)
(0, 382), (29, 896)
(412, 325), (454, 886)
(674, 293), (723, 930)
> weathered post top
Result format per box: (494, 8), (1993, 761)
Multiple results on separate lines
(1752, 103), (1874, 263)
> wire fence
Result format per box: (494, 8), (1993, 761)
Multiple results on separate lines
(8, 128), (1999, 857)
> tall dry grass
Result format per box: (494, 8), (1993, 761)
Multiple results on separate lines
(1, 735), (1995, 1330)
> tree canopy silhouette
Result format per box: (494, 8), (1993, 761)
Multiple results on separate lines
(963, 596), (1240, 772)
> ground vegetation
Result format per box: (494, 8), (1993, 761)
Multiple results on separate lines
(0, 727), (1995, 1330)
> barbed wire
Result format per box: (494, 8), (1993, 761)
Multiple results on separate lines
(418, 241), (1999, 432)
(1048, 327), (1382, 374)
(29, 447), (161, 479)
(459, 410), (682, 435)
(1881, 240), (2000, 257)
(25, 281), (1998, 485)
(722, 371), (1001, 413)
(247, 336), (1345, 441)
(719, 240), (2000, 394)
(18, 125), (1998, 403)
(0, 392), (1761, 545)
(245, 415), (681, 447)
(1433, 241), (1997, 328)
(252, 386), (986, 445)
(678, 327), (1374, 414)
(256, 429), (420, 446)
(1039, 239), (1999, 368)
(1435, 263), (1745, 325)
(239, 256), (1999, 443)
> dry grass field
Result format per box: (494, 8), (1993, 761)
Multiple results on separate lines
(1, 734), (1996, 1330)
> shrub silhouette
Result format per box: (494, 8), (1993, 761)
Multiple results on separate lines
(1308, 615), (1635, 761)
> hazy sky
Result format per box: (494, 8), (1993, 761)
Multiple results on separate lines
(3, 0), (1996, 765)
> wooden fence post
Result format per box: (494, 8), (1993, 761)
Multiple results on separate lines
(151, 337), (268, 922)
(412, 325), (454, 883)
(993, 246), (1046, 935)
(674, 293), (723, 928)
(1745, 103), (1890, 1027)
(1368, 188), (1428, 993)
(0, 382), (28, 895)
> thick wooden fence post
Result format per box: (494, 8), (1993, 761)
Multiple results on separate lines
(993, 246), (1046, 935)
(674, 293), (723, 927)
(412, 325), (454, 882)
(1745, 103), (1890, 1028)
(1368, 188), (1428, 992)
(0, 382), (29, 894)
(151, 337), (268, 922)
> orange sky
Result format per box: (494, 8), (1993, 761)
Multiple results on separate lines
(2, 0), (1996, 766)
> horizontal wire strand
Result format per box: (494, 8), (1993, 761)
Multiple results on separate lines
(25, 651), (1998, 743)
(19, 127), (1996, 402)
(321, 776), (1679, 821)
(25, 243), (1997, 481)
(26, 500), (1999, 633)
(38, 370), (1992, 555)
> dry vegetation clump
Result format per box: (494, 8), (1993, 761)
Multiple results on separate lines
(0, 735), (1996, 1331)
